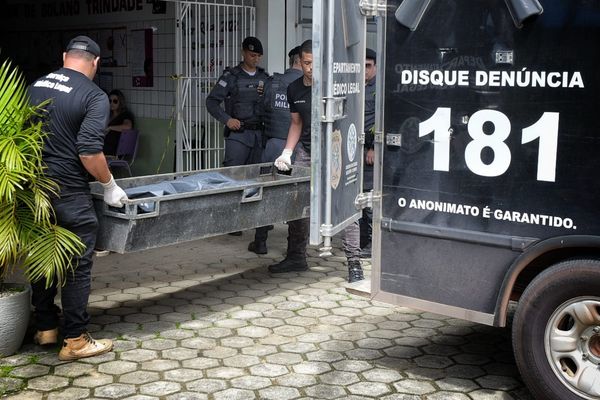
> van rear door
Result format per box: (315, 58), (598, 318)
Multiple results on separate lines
(310, 0), (366, 252)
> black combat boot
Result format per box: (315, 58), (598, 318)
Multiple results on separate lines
(250, 226), (269, 254)
(269, 218), (309, 273)
(268, 257), (308, 273)
(359, 243), (372, 259)
(348, 260), (364, 283)
(248, 240), (268, 255)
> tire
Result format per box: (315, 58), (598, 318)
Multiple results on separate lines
(512, 259), (600, 400)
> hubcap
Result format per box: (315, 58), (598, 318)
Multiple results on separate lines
(590, 335), (600, 359)
(544, 297), (600, 399)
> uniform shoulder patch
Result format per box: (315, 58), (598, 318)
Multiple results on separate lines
(218, 80), (227, 87)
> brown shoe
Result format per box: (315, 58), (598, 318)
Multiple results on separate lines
(58, 332), (113, 361)
(33, 328), (58, 345)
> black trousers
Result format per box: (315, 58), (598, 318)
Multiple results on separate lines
(31, 192), (98, 339)
(361, 163), (374, 248)
(223, 129), (263, 167)
(253, 139), (304, 243)
(286, 146), (311, 259)
(360, 207), (373, 249)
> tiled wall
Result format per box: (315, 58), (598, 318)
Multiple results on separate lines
(101, 19), (176, 121)
(0, 1), (177, 122)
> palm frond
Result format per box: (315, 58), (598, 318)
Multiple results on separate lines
(0, 61), (29, 131)
(22, 224), (85, 288)
(0, 162), (26, 202)
(15, 189), (50, 225)
(18, 123), (47, 164)
(0, 202), (20, 275)
(0, 134), (27, 173)
(0, 60), (85, 287)
(32, 185), (55, 224)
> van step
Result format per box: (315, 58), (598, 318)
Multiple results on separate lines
(346, 279), (371, 298)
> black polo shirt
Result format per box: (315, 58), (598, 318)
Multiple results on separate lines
(29, 67), (109, 193)
(287, 76), (312, 152)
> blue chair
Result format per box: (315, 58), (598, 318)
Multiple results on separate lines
(108, 129), (139, 177)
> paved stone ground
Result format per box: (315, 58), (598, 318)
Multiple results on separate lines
(0, 225), (534, 400)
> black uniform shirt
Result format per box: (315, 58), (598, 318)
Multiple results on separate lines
(29, 67), (109, 193)
(287, 77), (312, 152)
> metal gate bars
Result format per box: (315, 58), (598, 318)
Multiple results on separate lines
(173, 0), (256, 172)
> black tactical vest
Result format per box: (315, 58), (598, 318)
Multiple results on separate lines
(226, 66), (269, 125)
(264, 69), (303, 139)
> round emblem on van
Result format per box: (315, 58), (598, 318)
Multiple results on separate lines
(347, 123), (357, 163)
(331, 129), (342, 190)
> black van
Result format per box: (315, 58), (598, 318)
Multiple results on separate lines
(313, 1), (600, 399)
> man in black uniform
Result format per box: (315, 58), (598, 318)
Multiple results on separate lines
(248, 45), (303, 255)
(270, 40), (314, 273)
(206, 36), (269, 168)
(271, 41), (366, 282)
(359, 48), (377, 258)
(28, 35), (127, 360)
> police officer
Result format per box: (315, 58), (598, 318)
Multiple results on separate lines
(359, 48), (377, 258)
(261, 46), (303, 162)
(206, 36), (269, 168)
(248, 45), (303, 255)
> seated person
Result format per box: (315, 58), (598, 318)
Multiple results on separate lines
(104, 89), (134, 156)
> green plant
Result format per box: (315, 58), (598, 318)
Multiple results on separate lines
(0, 365), (14, 378)
(0, 60), (85, 289)
(26, 355), (39, 364)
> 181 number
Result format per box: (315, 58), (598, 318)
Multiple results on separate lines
(419, 108), (559, 182)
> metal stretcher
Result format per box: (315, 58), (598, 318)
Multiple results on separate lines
(90, 164), (310, 253)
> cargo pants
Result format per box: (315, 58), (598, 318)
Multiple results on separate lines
(286, 145), (311, 259)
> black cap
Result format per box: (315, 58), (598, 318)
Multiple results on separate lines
(66, 35), (101, 57)
(288, 46), (301, 58)
(242, 36), (263, 55)
(366, 48), (376, 62)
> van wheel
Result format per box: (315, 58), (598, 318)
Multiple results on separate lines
(512, 259), (600, 400)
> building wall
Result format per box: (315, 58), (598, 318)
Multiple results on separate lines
(0, 1), (177, 176)
(0, 0), (314, 176)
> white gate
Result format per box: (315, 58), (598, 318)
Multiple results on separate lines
(174, 0), (256, 171)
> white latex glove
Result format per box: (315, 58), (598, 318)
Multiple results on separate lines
(100, 175), (128, 208)
(274, 149), (293, 171)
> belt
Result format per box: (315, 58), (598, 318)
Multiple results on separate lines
(241, 122), (263, 130)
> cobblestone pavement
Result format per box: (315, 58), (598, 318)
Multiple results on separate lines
(0, 225), (534, 400)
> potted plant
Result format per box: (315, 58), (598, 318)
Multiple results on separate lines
(0, 60), (85, 357)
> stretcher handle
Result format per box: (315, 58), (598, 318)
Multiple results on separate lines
(102, 201), (160, 219)
(241, 186), (263, 203)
